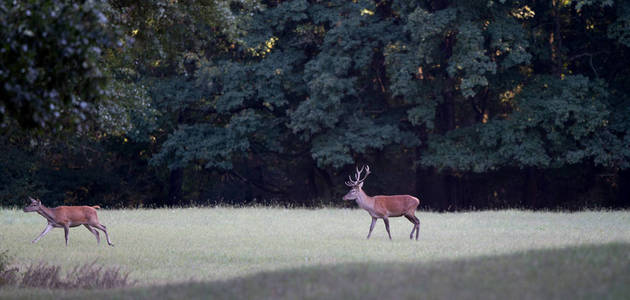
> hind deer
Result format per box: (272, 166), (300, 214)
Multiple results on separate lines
(343, 165), (421, 240)
(23, 197), (114, 246)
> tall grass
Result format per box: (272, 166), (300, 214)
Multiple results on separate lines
(16, 261), (132, 289)
(0, 208), (629, 298)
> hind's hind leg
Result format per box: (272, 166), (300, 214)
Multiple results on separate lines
(414, 216), (420, 240)
(84, 224), (100, 244)
(93, 223), (114, 246)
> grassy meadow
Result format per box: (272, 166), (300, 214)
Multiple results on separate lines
(0, 208), (629, 299)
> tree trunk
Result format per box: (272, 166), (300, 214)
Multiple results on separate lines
(416, 166), (450, 211)
(616, 169), (630, 208)
(550, 0), (565, 76)
(307, 165), (318, 205)
(316, 167), (334, 199)
(522, 168), (539, 209)
(167, 168), (184, 207)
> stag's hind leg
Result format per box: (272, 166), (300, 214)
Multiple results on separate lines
(404, 215), (417, 239)
(93, 223), (114, 246)
(383, 217), (392, 240)
(84, 224), (100, 244)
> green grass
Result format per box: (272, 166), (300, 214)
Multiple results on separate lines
(1, 208), (629, 299)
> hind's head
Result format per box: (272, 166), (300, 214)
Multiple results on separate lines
(23, 197), (42, 212)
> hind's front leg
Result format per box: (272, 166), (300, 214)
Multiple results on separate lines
(32, 223), (53, 243)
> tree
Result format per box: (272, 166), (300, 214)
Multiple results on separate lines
(410, 0), (630, 208)
(0, 0), (116, 131)
(147, 0), (630, 208)
(4, 0), (629, 209)
(148, 0), (421, 203)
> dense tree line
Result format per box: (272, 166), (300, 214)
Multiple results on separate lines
(1, 0), (629, 210)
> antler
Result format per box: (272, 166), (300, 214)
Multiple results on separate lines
(345, 165), (371, 187)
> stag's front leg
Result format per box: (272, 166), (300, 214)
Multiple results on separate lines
(32, 223), (53, 243)
(366, 217), (377, 239)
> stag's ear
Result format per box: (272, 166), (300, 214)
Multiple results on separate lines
(357, 182), (363, 188)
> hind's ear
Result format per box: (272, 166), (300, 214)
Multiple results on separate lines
(29, 196), (37, 203)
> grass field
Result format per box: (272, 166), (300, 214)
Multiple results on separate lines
(0, 208), (629, 299)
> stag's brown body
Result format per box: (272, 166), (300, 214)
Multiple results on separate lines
(365, 195), (420, 218)
(343, 166), (421, 240)
(23, 198), (114, 246)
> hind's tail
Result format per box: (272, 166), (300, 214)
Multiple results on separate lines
(92, 205), (101, 209)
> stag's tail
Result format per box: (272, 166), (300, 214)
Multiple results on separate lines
(92, 205), (101, 209)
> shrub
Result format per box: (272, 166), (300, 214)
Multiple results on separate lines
(20, 262), (64, 289)
(1, 258), (134, 290)
(64, 261), (132, 289)
(0, 250), (19, 286)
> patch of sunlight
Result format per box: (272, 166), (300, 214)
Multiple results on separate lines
(248, 36), (278, 57)
(499, 84), (523, 104)
(511, 6), (535, 19)
(360, 8), (374, 16)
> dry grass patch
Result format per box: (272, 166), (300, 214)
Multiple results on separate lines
(19, 261), (133, 289)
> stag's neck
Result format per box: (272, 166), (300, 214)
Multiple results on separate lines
(37, 205), (58, 224)
(355, 189), (376, 213)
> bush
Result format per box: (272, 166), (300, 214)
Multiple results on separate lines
(64, 261), (133, 289)
(0, 250), (19, 286)
(19, 261), (134, 289)
(0, 256), (133, 290)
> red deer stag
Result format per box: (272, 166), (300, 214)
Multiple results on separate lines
(343, 166), (420, 240)
(23, 197), (114, 246)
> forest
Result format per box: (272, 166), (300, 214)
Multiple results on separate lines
(1, 0), (629, 210)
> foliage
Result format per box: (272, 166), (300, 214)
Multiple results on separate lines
(152, 0), (422, 172)
(0, 133), (161, 208)
(2, 0), (630, 208)
(0, 0), (116, 131)
(421, 75), (627, 171)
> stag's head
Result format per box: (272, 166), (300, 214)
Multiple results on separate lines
(343, 165), (371, 201)
(23, 197), (42, 212)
